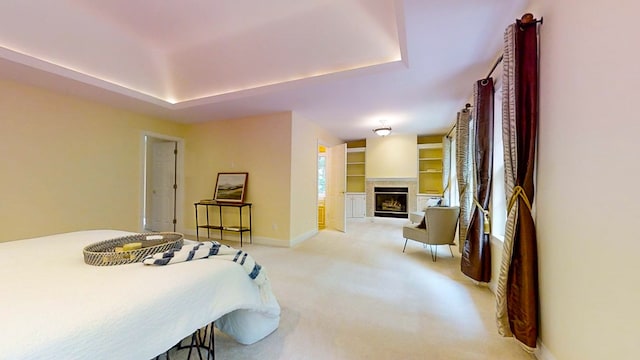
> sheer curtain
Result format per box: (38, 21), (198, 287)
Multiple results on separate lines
(495, 15), (540, 351)
(448, 135), (459, 207)
(441, 135), (452, 206)
(455, 110), (473, 253)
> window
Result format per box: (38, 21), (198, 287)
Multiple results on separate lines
(318, 154), (326, 199)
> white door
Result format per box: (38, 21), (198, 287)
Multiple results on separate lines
(149, 140), (177, 232)
(327, 143), (346, 232)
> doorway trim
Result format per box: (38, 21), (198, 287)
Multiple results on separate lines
(140, 131), (185, 233)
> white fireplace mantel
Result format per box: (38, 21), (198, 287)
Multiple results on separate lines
(365, 178), (418, 217)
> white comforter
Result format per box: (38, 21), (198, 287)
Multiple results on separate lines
(0, 230), (280, 359)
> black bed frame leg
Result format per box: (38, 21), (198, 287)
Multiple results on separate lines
(155, 321), (215, 360)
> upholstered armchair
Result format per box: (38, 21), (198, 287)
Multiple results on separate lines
(402, 206), (460, 261)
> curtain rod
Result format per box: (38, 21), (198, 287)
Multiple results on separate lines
(452, 14), (544, 133)
(483, 15), (543, 81)
(445, 103), (473, 138)
(485, 55), (504, 80)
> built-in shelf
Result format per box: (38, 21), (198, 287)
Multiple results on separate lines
(346, 142), (366, 193)
(417, 143), (443, 150)
(417, 137), (444, 194)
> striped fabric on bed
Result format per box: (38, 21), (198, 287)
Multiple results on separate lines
(143, 241), (267, 285)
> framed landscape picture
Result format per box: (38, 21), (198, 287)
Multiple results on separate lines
(213, 172), (248, 203)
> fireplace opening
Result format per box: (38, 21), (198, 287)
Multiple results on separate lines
(374, 187), (408, 218)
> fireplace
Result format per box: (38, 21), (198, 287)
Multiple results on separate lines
(374, 187), (408, 218)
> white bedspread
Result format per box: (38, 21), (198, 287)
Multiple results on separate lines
(0, 230), (280, 359)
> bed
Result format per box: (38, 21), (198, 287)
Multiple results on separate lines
(0, 230), (280, 359)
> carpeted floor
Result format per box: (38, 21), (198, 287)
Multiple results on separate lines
(171, 217), (536, 360)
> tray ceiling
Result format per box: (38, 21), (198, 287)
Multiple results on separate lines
(0, 0), (530, 141)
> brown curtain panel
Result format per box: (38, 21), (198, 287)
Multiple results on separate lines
(461, 78), (493, 282)
(496, 16), (540, 350)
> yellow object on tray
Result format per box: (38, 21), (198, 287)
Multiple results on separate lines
(122, 242), (142, 251)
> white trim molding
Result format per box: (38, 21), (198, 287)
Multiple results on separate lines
(535, 339), (557, 360)
(181, 228), (311, 248)
(288, 229), (318, 247)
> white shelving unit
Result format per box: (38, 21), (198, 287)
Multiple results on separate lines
(345, 193), (366, 218)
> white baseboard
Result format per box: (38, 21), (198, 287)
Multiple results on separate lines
(180, 228), (197, 239)
(289, 229), (317, 247)
(535, 339), (556, 360)
(254, 229), (317, 247)
(253, 236), (291, 247)
(181, 228), (258, 246)
(180, 228), (315, 248)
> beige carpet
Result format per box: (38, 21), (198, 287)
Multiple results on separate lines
(176, 217), (536, 360)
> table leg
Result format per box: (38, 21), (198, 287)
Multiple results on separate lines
(195, 204), (200, 241)
(218, 206), (223, 240)
(239, 207), (243, 247)
(206, 206), (210, 238)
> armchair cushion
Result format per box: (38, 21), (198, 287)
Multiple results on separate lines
(403, 223), (429, 242)
(409, 211), (425, 224)
(402, 206), (460, 261)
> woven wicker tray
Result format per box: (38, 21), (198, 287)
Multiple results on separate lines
(83, 232), (184, 266)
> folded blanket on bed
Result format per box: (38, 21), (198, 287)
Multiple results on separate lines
(142, 241), (270, 302)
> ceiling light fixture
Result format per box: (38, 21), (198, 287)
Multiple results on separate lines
(373, 120), (392, 137)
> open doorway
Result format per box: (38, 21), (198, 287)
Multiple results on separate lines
(316, 141), (346, 232)
(325, 142), (347, 232)
(317, 144), (327, 229)
(141, 133), (184, 232)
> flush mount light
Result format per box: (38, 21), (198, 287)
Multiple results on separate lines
(373, 120), (392, 137)
(373, 126), (392, 137)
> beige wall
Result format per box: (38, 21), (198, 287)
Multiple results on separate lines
(525, 1), (640, 359)
(183, 111), (341, 246)
(365, 134), (418, 178)
(183, 112), (293, 246)
(0, 78), (187, 242)
(290, 113), (342, 244)
(1, 76), (342, 246)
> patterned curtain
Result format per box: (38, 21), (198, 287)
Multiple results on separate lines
(455, 110), (473, 253)
(461, 79), (494, 283)
(495, 16), (540, 351)
(441, 135), (452, 206)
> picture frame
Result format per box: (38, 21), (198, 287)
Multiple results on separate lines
(213, 172), (248, 203)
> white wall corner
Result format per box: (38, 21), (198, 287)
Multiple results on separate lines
(535, 339), (557, 360)
(288, 229), (318, 247)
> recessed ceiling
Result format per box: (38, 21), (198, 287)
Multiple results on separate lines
(0, 0), (530, 141)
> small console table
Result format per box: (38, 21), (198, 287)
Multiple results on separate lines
(194, 201), (252, 247)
